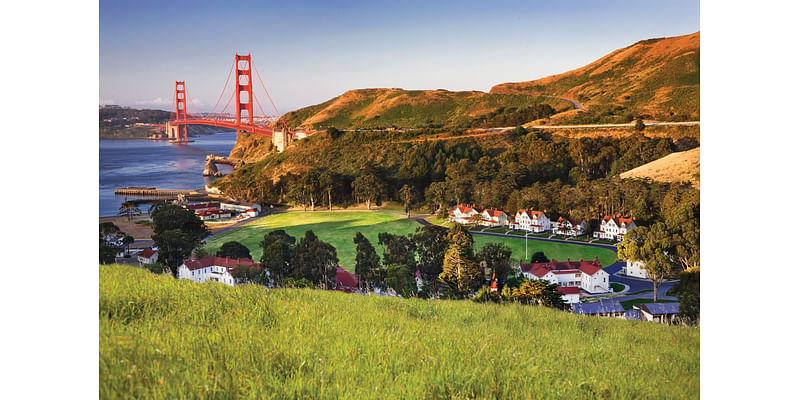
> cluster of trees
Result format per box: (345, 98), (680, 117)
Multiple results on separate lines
(618, 200), (700, 308)
(216, 129), (691, 219)
(99, 222), (134, 264)
(149, 204), (210, 276)
(472, 278), (568, 310)
(467, 104), (557, 128)
(259, 230), (339, 289)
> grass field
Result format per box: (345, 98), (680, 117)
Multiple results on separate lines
(206, 211), (618, 272)
(471, 234), (618, 267)
(100, 265), (700, 399)
(205, 211), (421, 272)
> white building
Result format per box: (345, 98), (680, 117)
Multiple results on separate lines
(512, 209), (552, 233)
(593, 216), (636, 241)
(177, 255), (259, 287)
(136, 247), (159, 266)
(196, 208), (232, 221)
(553, 217), (588, 237)
(479, 208), (508, 227)
(623, 260), (648, 279)
(221, 202), (262, 214)
(520, 257), (610, 294)
(556, 286), (581, 303)
(633, 303), (681, 323)
(449, 205), (479, 224)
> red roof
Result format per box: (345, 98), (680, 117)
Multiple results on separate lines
(335, 267), (358, 289)
(137, 247), (157, 258)
(182, 255), (257, 272)
(602, 216), (634, 226)
(520, 258), (604, 278)
(482, 208), (505, 218)
(556, 286), (581, 295)
(454, 205), (475, 214)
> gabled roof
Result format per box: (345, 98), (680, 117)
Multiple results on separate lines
(637, 302), (680, 315)
(520, 257), (605, 277)
(137, 247), (157, 258)
(572, 300), (625, 315)
(481, 208), (505, 217)
(335, 267), (358, 290)
(556, 286), (581, 295)
(182, 255), (257, 272)
(454, 205), (476, 214)
(602, 216), (634, 226)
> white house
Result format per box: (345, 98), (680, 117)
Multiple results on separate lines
(623, 260), (648, 279)
(221, 202), (262, 214)
(593, 216), (636, 241)
(512, 209), (552, 233)
(196, 208), (232, 221)
(553, 217), (588, 237)
(449, 205), (479, 224)
(520, 257), (610, 294)
(177, 255), (259, 286)
(479, 208), (508, 227)
(556, 286), (581, 303)
(136, 247), (159, 266)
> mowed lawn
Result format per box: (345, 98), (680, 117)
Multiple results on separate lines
(471, 234), (619, 267)
(205, 211), (421, 272)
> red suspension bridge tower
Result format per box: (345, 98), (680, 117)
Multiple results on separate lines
(164, 53), (310, 149)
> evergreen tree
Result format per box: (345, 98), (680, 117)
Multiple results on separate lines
(260, 230), (296, 287)
(353, 232), (383, 291)
(293, 230), (338, 288)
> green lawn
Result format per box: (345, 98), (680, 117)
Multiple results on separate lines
(205, 211), (421, 273)
(611, 282), (625, 292)
(471, 234), (618, 267)
(100, 265), (700, 399)
(620, 298), (680, 310)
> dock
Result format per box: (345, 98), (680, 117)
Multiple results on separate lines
(114, 187), (194, 197)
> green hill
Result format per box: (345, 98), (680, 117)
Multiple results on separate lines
(100, 264), (699, 399)
(279, 88), (572, 130)
(491, 32), (699, 122)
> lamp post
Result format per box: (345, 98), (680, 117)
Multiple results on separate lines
(525, 231), (530, 261)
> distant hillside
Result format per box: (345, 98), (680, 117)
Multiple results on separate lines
(100, 265), (700, 399)
(279, 88), (572, 130)
(99, 106), (234, 139)
(621, 147), (700, 188)
(491, 32), (699, 122)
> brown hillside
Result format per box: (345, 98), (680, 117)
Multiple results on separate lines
(491, 32), (699, 121)
(620, 147), (700, 188)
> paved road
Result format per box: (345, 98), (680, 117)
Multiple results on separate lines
(603, 261), (677, 301)
(528, 121), (700, 129)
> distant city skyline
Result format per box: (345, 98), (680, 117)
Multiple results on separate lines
(100, 0), (699, 114)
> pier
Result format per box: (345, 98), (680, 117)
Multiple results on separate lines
(114, 187), (194, 197)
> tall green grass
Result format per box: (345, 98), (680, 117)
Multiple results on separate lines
(100, 265), (699, 399)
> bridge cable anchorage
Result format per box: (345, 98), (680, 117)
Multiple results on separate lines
(207, 58), (236, 119)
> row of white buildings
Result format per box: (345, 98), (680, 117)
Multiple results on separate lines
(449, 205), (636, 240)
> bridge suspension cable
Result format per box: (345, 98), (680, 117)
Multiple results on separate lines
(206, 58), (236, 120)
(252, 60), (281, 117)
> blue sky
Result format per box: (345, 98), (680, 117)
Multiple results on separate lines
(99, 0), (699, 114)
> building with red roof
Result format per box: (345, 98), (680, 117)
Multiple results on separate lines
(511, 209), (552, 233)
(449, 205), (480, 225)
(556, 286), (581, 303)
(177, 255), (259, 286)
(519, 257), (610, 294)
(479, 208), (508, 227)
(135, 247), (159, 266)
(593, 216), (636, 241)
(553, 216), (588, 237)
(334, 267), (359, 293)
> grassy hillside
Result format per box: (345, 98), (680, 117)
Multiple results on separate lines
(100, 265), (700, 399)
(491, 32), (700, 122)
(621, 147), (700, 188)
(279, 88), (572, 130)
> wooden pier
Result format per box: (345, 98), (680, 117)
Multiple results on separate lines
(114, 187), (193, 197)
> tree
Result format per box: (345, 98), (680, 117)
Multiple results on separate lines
(353, 232), (383, 291)
(260, 230), (296, 287)
(151, 205), (209, 276)
(144, 262), (169, 274)
(377, 232), (416, 271)
(530, 251), (549, 264)
(439, 224), (480, 297)
(674, 266), (700, 322)
(232, 264), (262, 284)
(424, 181), (449, 215)
(318, 170), (338, 211)
(216, 241), (252, 260)
(302, 168), (322, 211)
(508, 279), (567, 310)
(293, 230), (339, 288)
(477, 243), (512, 287)
(148, 200), (168, 216)
(384, 263), (416, 297)
(412, 225), (449, 297)
(634, 118), (646, 131)
(618, 223), (673, 301)
(667, 201), (700, 271)
(99, 222), (124, 264)
(352, 172), (385, 210)
(118, 200), (141, 221)
(121, 235), (134, 257)
(399, 184), (416, 218)
(193, 244), (208, 259)
(469, 213), (484, 226)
